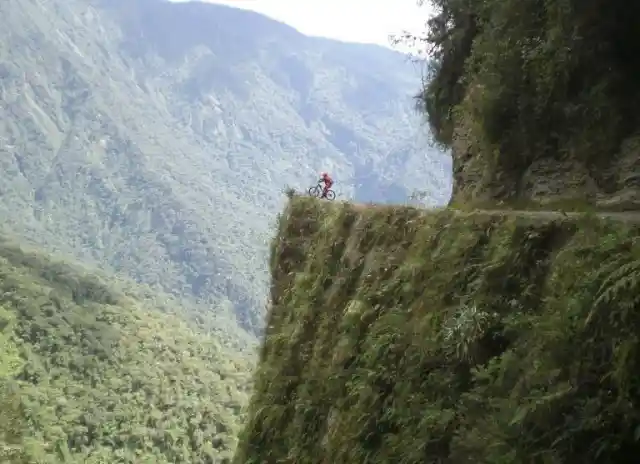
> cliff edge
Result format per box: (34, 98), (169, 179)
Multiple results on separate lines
(234, 196), (640, 463)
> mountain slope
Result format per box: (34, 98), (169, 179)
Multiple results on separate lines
(234, 196), (640, 463)
(0, 0), (451, 334)
(0, 234), (253, 463)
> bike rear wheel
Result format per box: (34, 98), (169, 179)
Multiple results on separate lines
(308, 185), (335, 200)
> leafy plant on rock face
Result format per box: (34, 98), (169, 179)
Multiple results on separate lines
(441, 303), (500, 362)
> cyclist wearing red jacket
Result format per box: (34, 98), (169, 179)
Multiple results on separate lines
(319, 172), (333, 198)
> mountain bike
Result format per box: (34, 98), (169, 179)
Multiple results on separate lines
(308, 183), (336, 200)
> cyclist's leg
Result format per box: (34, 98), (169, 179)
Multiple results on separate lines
(325, 182), (332, 198)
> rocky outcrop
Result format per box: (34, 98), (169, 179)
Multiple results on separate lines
(451, 119), (640, 210)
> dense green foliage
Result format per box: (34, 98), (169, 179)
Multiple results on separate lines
(420, 0), (640, 162)
(0, 236), (254, 463)
(0, 0), (450, 335)
(235, 196), (640, 463)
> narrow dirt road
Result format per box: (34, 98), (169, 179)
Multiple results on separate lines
(345, 201), (640, 223)
(452, 209), (640, 223)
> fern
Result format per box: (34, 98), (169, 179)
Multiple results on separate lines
(585, 255), (640, 326)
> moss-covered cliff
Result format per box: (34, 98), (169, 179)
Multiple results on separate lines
(420, 0), (640, 209)
(234, 196), (640, 463)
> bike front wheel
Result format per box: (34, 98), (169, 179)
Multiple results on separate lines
(308, 185), (322, 197)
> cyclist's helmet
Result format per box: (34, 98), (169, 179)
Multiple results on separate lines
(320, 171), (328, 178)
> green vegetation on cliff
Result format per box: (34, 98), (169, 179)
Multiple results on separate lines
(420, 0), (640, 207)
(0, 235), (253, 463)
(234, 197), (640, 463)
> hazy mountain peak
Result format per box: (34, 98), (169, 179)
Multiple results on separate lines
(0, 0), (451, 335)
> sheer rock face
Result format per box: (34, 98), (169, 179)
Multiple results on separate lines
(450, 119), (640, 210)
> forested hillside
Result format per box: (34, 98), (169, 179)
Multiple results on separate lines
(0, 0), (451, 336)
(0, 234), (253, 463)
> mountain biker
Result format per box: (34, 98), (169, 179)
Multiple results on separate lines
(319, 172), (333, 198)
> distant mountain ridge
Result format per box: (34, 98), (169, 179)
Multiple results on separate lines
(0, 0), (451, 336)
